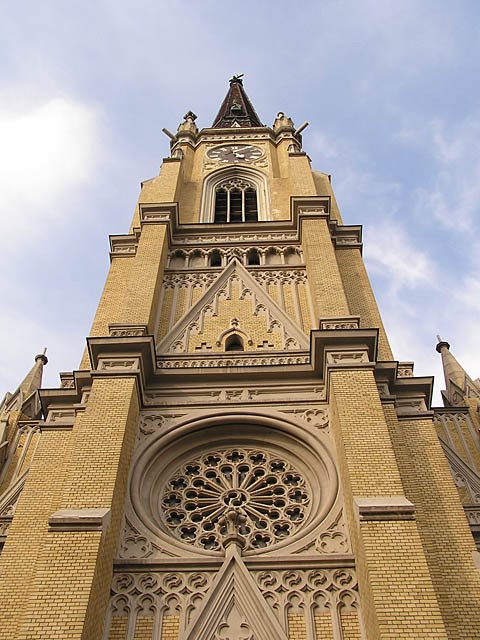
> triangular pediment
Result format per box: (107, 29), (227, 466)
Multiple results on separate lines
(440, 438), (480, 501)
(157, 259), (309, 355)
(0, 471), (27, 517)
(184, 548), (288, 640)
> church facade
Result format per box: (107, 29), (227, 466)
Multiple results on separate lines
(1, 77), (480, 639)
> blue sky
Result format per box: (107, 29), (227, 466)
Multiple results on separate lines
(1, 1), (479, 404)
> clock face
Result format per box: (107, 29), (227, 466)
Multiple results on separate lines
(207, 144), (264, 163)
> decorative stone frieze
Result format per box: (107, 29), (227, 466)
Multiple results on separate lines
(109, 324), (148, 337)
(325, 349), (370, 366)
(319, 316), (360, 330)
(397, 362), (414, 378)
(97, 357), (140, 372)
(157, 354), (310, 368)
(395, 397), (428, 416)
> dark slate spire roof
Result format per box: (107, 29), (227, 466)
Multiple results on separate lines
(212, 75), (263, 128)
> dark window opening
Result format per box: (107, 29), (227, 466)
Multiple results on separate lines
(225, 334), (244, 351)
(210, 250), (222, 267)
(247, 250), (260, 266)
(230, 189), (243, 222)
(213, 183), (258, 223)
(214, 189), (228, 223)
(245, 188), (258, 222)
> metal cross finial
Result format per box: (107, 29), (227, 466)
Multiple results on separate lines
(229, 73), (244, 84)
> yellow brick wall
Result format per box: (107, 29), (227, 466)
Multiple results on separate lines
(287, 613), (307, 640)
(160, 615), (180, 640)
(108, 617), (128, 640)
(15, 376), (140, 640)
(0, 428), (71, 639)
(301, 218), (349, 320)
(134, 616), (154, 639)
(385, 404), (480, 638)
(340, 611), (361, 639)
(81, 223), (168, 369)
(336, 248), (393, 361)
(329, 369), (448, 638)
(312, 171), (343, 224)
(314, 613), (334, 639)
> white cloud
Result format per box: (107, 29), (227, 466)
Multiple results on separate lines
(364, 222), (436, 291)
(399, 115), (480, 230)
(0, 97), (99, 238)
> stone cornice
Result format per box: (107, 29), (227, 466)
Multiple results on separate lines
(374, 361), (434, 418)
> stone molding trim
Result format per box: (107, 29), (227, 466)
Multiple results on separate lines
(354, 497), (415, 522)
(374, 361), (434, 414)
(291, 196), (330, 218)
(157, 353), (310, 369)
(88, 334), (156, 388)
(44, 408), (76, 427)
(49, 507), (111, 533)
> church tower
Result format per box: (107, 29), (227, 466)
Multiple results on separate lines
(1, 77), (480, 639)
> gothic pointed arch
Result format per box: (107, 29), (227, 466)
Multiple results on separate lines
(200, 166), (270, 223)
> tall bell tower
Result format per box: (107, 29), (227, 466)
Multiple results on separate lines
(1, 77), (480, 640)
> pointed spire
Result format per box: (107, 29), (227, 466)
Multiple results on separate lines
(212, 75), (263, 129)
(436, 337), (480, 406)
(19, 348), (48, 398)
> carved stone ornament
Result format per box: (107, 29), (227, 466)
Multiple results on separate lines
(397, 362), (414, 378)
(97, 357), (140, 372)
(319, 316), (360, 331)
(325, 350), (369, 366)
(158, 354), (310, 369)
(108, 324), (148, 338)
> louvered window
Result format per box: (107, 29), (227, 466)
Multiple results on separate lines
(214, 179), (258, 223)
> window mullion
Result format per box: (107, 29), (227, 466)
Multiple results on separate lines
(227, 189), (230, 223)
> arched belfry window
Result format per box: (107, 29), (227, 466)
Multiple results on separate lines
(201, 167), (270, 223)
(214, 178), (258, 223)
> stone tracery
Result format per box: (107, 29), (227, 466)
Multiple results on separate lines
(161, 447), (311, 551)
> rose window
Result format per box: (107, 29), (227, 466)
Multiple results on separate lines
(160, 448), (311, 551)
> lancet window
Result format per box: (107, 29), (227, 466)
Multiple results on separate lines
(214, 178), (258, 224)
